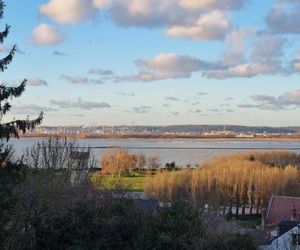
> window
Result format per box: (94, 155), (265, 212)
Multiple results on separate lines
(292, 234), (300, 246)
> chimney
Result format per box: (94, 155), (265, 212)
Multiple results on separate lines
(291, 204), (297, 221)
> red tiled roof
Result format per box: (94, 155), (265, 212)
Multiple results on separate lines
(266, 195), (300, 225)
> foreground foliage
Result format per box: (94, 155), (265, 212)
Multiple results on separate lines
(0, 165), (255, 250)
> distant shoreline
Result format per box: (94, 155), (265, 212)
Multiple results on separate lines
(19, 135), (300, 141)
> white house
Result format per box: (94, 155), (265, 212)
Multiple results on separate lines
(259, 224), (300, 250)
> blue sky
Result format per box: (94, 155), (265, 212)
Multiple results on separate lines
(2, 0), (300, 126)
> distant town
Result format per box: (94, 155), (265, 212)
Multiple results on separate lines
(24, 125), (300, 139)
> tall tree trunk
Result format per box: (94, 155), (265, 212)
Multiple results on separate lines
(235, 196), (240, 216)
(222, 204), (226, 217)
(250, 205), (253, 215)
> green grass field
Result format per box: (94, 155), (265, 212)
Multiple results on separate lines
(100, 176), (145, 191)
(90, 171), (150, 191)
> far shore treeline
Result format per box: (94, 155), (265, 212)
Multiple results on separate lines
(26, 124), (300, 134)
(18, 124), (300, 140)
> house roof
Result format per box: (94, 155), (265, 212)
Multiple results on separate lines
(133, 199), (159, 214)
(278, 220), (300, 235)
(278, 220), (300, 227)
(266, 195), (300, 225)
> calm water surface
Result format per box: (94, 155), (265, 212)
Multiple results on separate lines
(10, 138), (300, 166)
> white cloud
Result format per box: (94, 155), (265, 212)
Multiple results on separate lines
(266, 1), (300, 34)
(202, 30), (288, 79)
(93, 0), (112, 8)
(239, 90), (300, 111)
(27, 77), (48, 86)
(292, 59), (300, 72)
(204, 61), (282, 79)
(220, 28), (255, 67)
(165, 96), (180, 101)
(179, 0), (247, 10)
(110, 0), (192, 28)
(13, 104), (56, 115)
(61, 75), (90, 84)
(61, 75), (107, 84)
(132, 105), (151, 113)
(40, 0), (190, 27)
(291, 51), (300, 73)
(31, 24), (64, 45)
(88, 68), (113, 75)
(40, 0), (99, 25)
(189, 107), (201, 113)
(131, 53), (214, 81)
(50, 98), (111, 109)
(166, 10), (230, 40)
(251, 37), (287, 60)
(39, 0), (246, 43)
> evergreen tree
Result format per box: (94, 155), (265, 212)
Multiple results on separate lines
(0, 0), (43, 141)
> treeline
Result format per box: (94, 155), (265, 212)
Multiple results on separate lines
(144, 151), (300, 214)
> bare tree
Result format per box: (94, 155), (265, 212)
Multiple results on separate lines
(24, 137), (96, 169)
(146, 155), (160, 169)
(100, 149), (137, 176)
(24, 137), (97, 185)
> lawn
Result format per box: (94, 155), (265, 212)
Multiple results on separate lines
(234, 219), (261, 229)
(100, 176), (145, 191)
(90, 171), (153, 191)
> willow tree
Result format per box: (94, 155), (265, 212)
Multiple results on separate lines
(0, 1), (42, 142)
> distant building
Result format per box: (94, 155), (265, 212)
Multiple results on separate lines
(70, 151), (90, 186)
(235, 133), (255, 138)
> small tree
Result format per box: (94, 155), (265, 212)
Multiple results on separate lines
(100, 149), (137, 176)
(0, 1), (42, 143)
(147, 155), (160, 169)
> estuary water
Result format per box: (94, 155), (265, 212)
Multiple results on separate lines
(9, 138), (300, 167)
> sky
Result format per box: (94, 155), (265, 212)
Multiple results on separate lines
(2, 0), (300, 126)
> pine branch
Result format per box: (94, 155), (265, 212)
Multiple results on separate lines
(0, 44), (15, 71)
(0, 24), (10, 43)
(0, 101), (11, 117)
(0, 1), (4, 19)
(0, 1), (45, 142)
(0, 112), (43, 141)
(0, 79), (26, 102)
